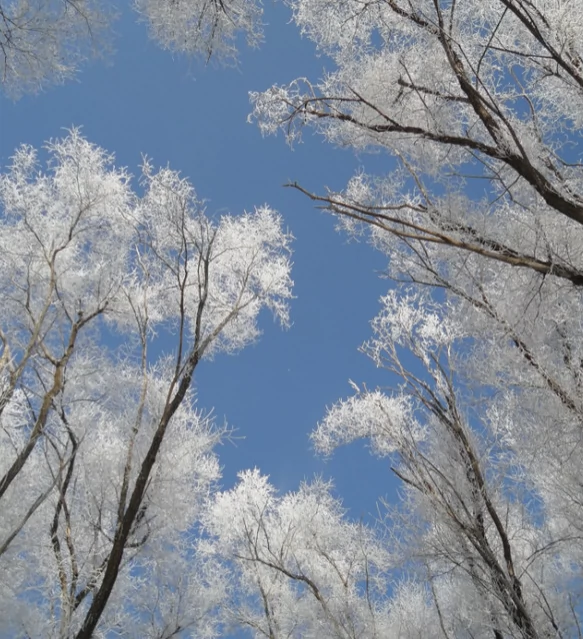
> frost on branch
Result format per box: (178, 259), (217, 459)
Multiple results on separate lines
(249, 79), (319, 144)
(0, 129), (135, 328)
(136, 160), (293, 357)
(257, 0), (583, 200)
(313, 390), (423, 457)
(134, 0), (264, 61)
(0, 0), (112, 97)
(287, 0), (382, 58)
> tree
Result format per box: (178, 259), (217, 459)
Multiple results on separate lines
(204, 0), (583, 636)
(201, 469), (391, 638)
(0, 0), (112, 96)
(0, 129), (293, 638)
(0, 0), (263, 96)
(134, 0), (264, 61)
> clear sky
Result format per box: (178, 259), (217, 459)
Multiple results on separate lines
(0, 2), (401, 521)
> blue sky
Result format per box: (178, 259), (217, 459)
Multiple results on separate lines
(0, 2), (400, 520)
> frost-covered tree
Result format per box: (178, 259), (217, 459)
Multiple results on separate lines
(201, 469), (396, 639)
(0, 0), (112, 96)
(225, 0), (583, 636)
(134, 0), (264, 62)
(0, 0), (263, 96)
(0, 129), (293, 638)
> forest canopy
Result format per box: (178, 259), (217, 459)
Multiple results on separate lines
(1, 1), (582, 637)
